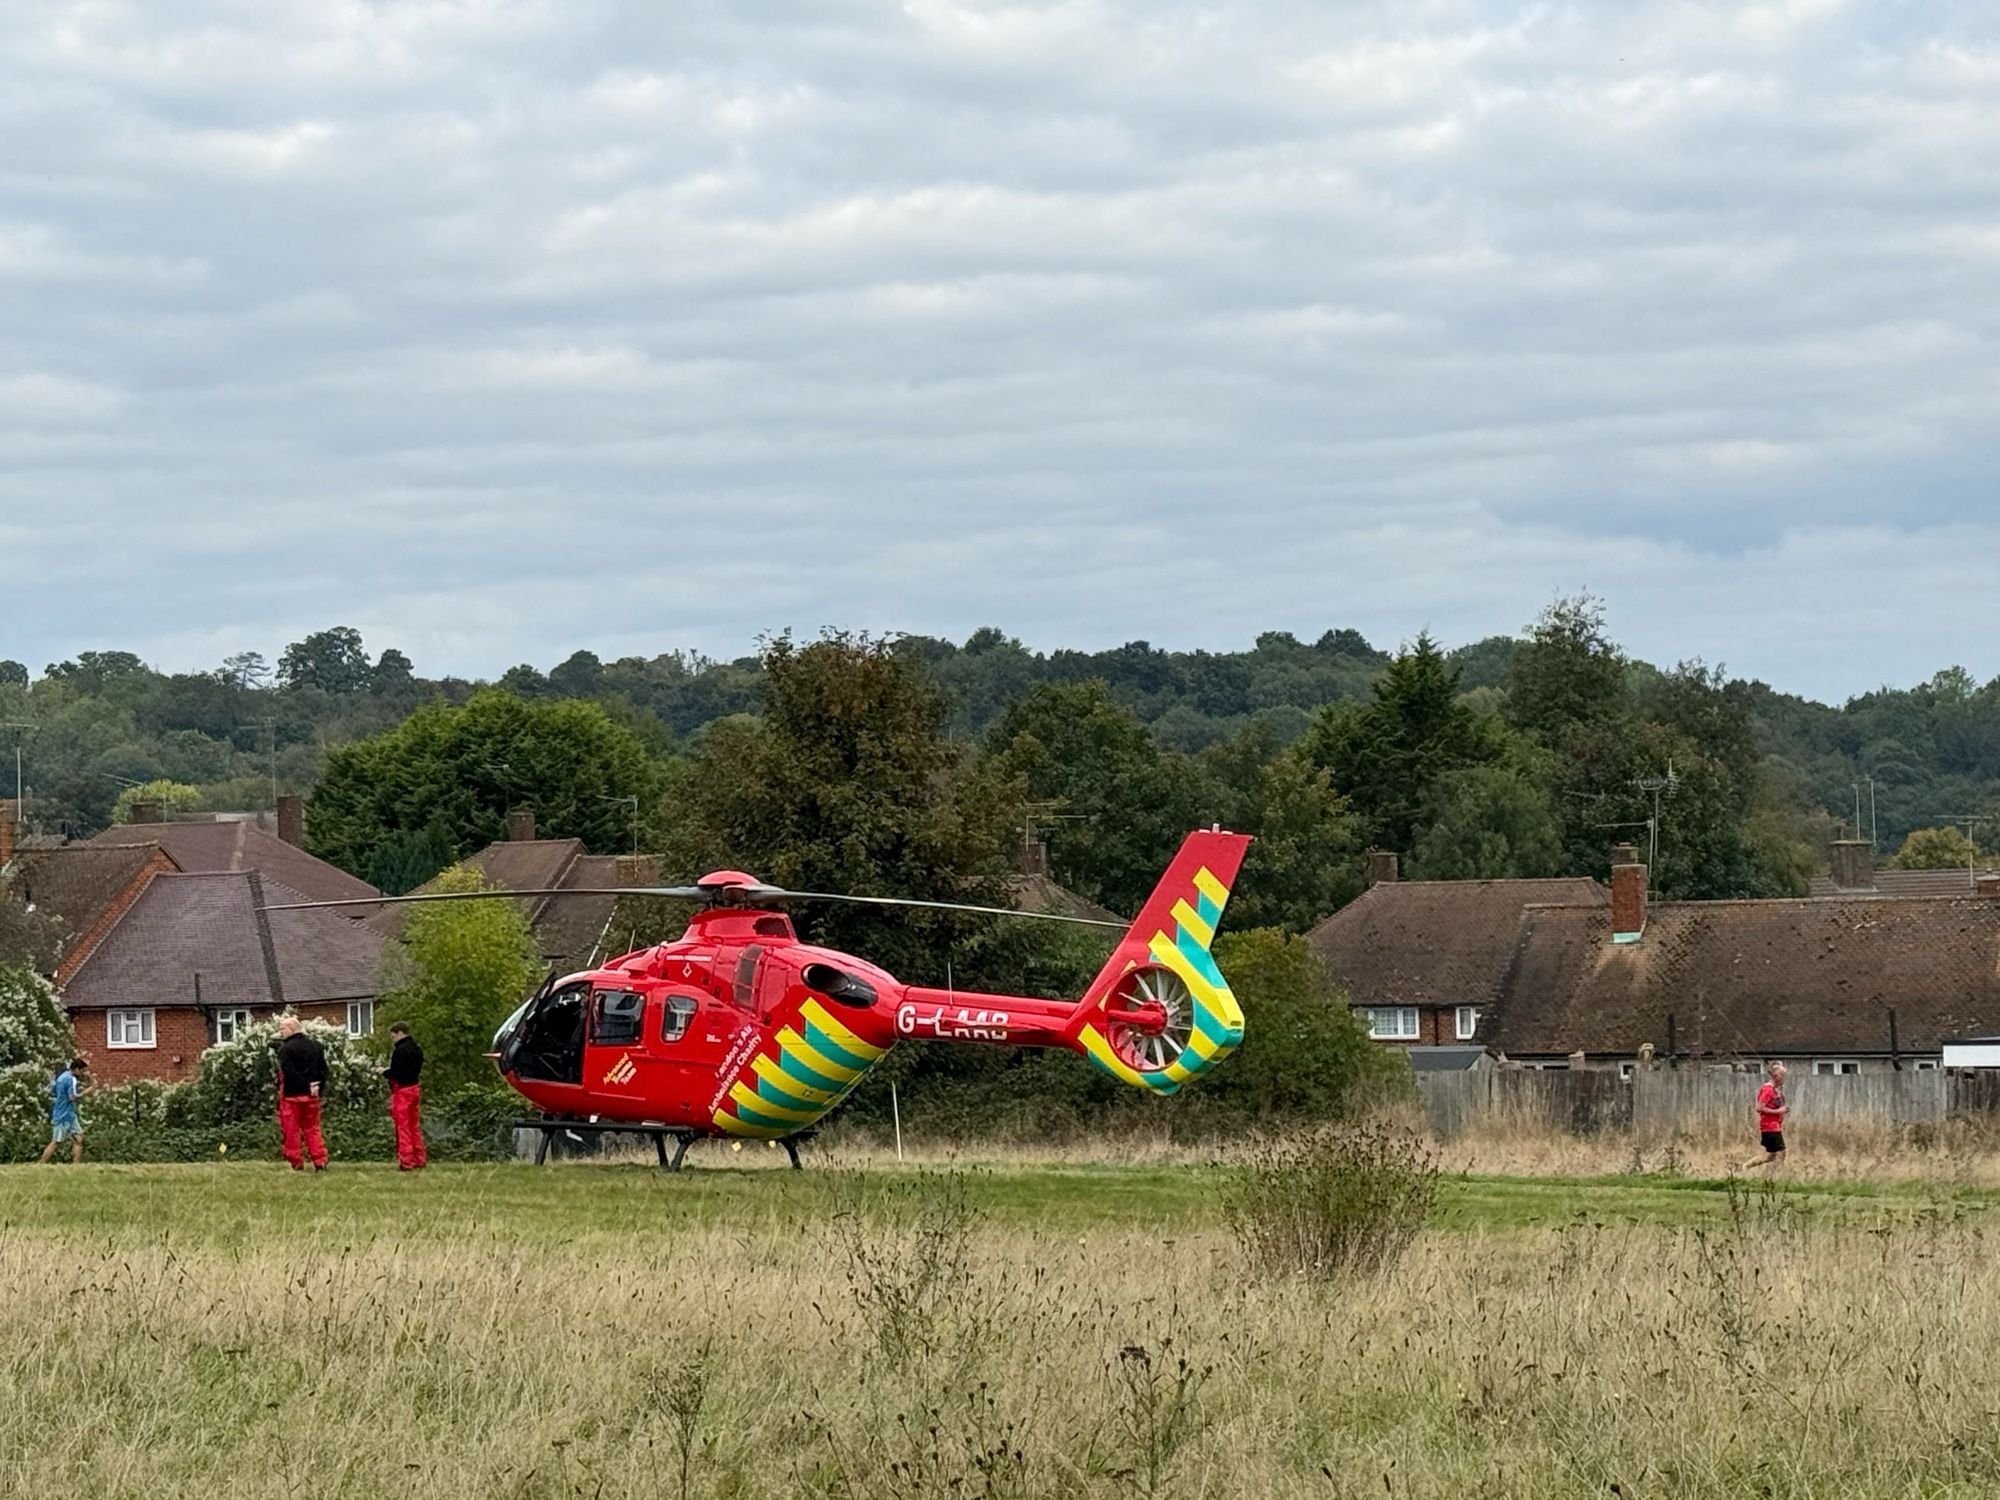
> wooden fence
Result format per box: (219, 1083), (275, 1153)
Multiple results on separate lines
(1415, 1066), (1997, 1141)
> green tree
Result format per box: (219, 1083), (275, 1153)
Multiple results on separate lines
(1506, 595), (1629, 738)
(277, 626), (374, 694)
(664, 633), (1021, 985)
(1410, 763), (1563, 880)
(1888, 825), (1982, 870)
(1299, 632), (1502, 854)
(112, 779), (201, 822)
(1192, 930), (1409, 1119)
(376, 866), (542, 1091)
(306, 690), (668, 878)
(1198, 724), (1361, 932)
(983, 680), (1205, 915)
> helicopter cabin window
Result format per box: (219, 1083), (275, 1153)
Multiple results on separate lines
(733, 947), (763, 1011)
(662, 993), (700, 1043)
(591, 989), (645, 1046)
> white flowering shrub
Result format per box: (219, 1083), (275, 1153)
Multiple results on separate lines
(0, 965), (73, 1074)
(0, 1061), (52, 1160)
(189, 1014), (385, 1125)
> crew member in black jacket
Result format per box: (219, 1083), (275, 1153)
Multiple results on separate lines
(382, 1023), (427, 1171)
(274, 1015), (330, 1171)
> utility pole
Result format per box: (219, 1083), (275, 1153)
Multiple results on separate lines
(237, 719), (279, 813)
(1, 722), (35, 831)
(1931, 813), (1996, 887)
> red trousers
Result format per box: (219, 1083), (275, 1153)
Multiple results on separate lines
(389, 1084), (426, 1169)
(278, 1093), (327, 1169)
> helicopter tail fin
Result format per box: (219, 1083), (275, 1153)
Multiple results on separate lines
(1068, 829), (1252, 1096)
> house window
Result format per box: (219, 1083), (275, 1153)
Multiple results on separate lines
(106, 1009), (155, 1049)
(1618, 1060), (1637, 1080)
(212, 1008), (252, 1044)
(1813, 1059), (1859, 1076)
(1358, 1006), (1419, 1041)
(346, 1001), (374, 1037)
(1455, 1006), (1479, 1041)
(1914, 1059), (1940, 1072)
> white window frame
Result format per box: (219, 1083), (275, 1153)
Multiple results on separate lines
(1454, 1006), (1479, 1041)
(346, 1000), (374, 1037)
(212, 1008), (252, 1044)
(106, 1008), (155, 1049)
(1913, 1058), (1940, 1072)
(1617, 1060), (1637, 1080)
(1813, 1059), (1860, 1076)
(1358, 1006), (1419, 1041)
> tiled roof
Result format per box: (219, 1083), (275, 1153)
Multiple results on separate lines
(1008, 872), (1126, 926)
(5, 845), (167, 955)
(89, 821), (380, 908)
(1808, 868), (2000, 898)
(1487, 895), (2000, 1059)
(1305, 878), (1607, 1006)
(368, 840), (661, 973)
(62, 871), (383, 1011)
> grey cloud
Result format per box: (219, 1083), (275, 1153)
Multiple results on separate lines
(2, 1), (1997, 699)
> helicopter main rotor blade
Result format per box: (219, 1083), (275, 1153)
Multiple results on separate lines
(258, 886), (705, 913)
(763, 890), (1127, 929)
(259, 885), (1127, 929)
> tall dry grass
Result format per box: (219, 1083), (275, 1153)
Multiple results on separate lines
(3, 1167), (1999, 1496)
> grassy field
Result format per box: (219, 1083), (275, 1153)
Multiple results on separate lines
(7, 1153), (2000, 1497)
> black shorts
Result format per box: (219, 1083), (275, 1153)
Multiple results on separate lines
(1760, 1131), (1786, 1153)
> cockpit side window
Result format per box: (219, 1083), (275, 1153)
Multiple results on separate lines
(661, 993), (700, 1043)
(591, 989), (645, 1046)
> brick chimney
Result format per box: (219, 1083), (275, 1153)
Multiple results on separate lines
(1977, 875), (2000, 899)
(1611, 859), (1648, 943)
(507, 807), (537, 842)
(1019, 835), (1050, 878)
(1830, 839), (1875, 892)
(1610, 842), (1639, 866)
(276, 794), (305, 848)
(1366, 849), (1400, 887)
(130, 800), (163, 826)
(0, 799), (14, 868)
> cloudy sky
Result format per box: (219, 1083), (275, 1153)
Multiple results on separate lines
(2, 1), (1995, 701)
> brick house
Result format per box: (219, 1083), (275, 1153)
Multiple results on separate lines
(61, 870), (385, 1085)
(1304, 850), (1605, 1047)
(1809, 837), (2000, 899)
(2, 797), (389, 1083)
(1486, 857), (2000, 1074)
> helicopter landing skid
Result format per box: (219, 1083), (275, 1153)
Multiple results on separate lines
(518, 1119), (815, 1172)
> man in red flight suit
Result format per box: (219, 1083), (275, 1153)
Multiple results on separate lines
(275, 1015), (330, 1172)
(382, 1023), (427, 1171)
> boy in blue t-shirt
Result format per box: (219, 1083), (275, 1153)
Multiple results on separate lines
(38, 1057), (89, 1164)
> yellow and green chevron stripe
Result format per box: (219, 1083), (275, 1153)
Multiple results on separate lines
(1077, 863), (1244, 1095)
(712, 997), (889, 1138)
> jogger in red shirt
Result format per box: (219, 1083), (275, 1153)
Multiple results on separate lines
(382, 1023), (427, 1171)
(275, 1016), (330, 1171)
(1742, 1061), (1789, 1169)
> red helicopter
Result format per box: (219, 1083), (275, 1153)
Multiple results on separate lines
(272, 829), (1250, 1169)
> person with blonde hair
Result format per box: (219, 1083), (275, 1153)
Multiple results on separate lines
(1743, 1061), (1788, 1169)
(274, 1015), (330, 1172)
